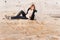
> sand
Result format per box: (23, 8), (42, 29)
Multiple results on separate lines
(0, 12), (60, 40)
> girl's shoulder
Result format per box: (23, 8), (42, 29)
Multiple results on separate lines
(34, 9), (37, 12)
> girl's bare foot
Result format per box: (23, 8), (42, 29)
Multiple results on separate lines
(5, 15), (11, 20)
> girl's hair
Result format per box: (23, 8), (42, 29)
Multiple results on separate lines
(30, 4), (35, 10)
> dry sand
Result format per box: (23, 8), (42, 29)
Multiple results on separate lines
(0, 12), (60, 40)
(0, 0), (60, 40)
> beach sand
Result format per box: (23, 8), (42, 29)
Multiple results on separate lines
(0, 12), (60, 40)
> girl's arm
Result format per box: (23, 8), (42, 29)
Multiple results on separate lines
(26, 8), (30, 15)
(35, 10), (37, 12)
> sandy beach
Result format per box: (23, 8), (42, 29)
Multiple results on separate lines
(0, 0), (60, 40)
(0, 12), (60, 40)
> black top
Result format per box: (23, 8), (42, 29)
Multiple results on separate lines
(26, 8), (37, 15)
(26, 8), (37, 20)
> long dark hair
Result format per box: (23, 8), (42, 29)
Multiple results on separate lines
(29, 4), (35, 10)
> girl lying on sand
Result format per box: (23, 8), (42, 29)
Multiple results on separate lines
(5, 4), (37, 20)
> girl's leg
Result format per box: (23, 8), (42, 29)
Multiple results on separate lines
(11, 10), (28, 19)
(16, 10), (26, 17)
(5, 10), (28, 19)
(11, 16), (28, 19)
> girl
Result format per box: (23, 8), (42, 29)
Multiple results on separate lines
(5, 4), (37, 20)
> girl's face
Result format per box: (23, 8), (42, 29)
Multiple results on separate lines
(31, 6), (35, 10)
